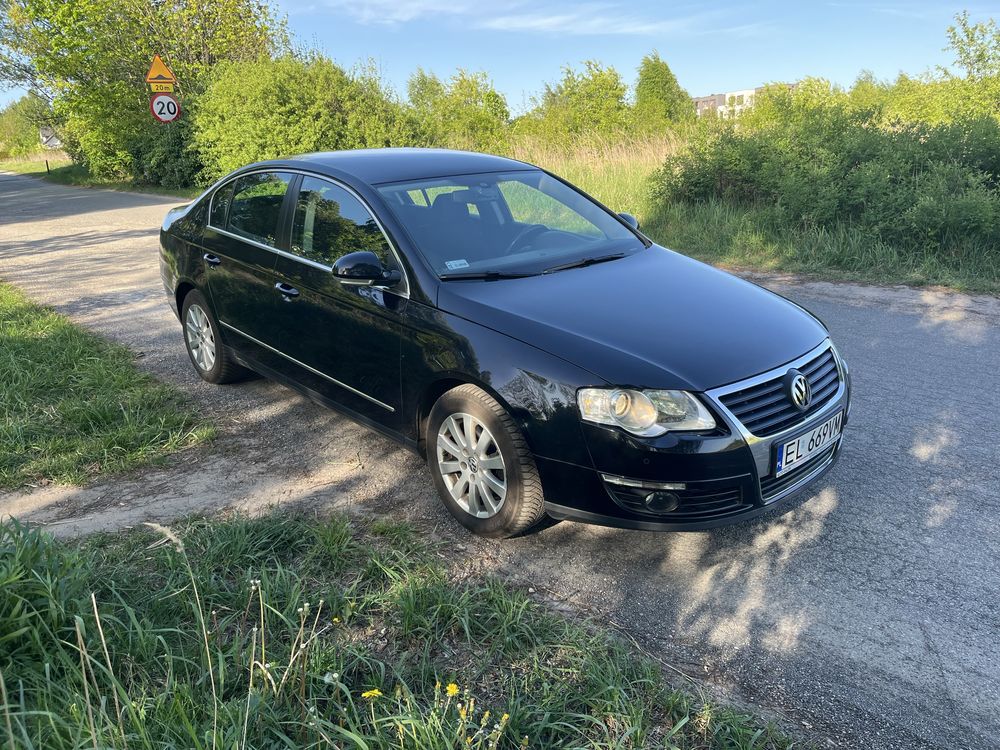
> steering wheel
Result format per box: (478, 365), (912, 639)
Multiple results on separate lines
(503, 224), (549, 255)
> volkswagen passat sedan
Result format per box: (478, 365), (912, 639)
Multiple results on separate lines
(160, 149), (851, 538)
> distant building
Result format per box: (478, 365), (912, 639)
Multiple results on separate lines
(693, 83), (798, 118)
(39, 126), (62, 149)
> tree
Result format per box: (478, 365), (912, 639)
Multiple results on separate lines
(946, 10), (1000, 79)
(634, 52), (693, 128)
(406, 69), (509, 152)
(517, 61), (629, 139)
(0, 93), (49, 158)
(0, 0), (288, 184)
(193, 55), (412, 181)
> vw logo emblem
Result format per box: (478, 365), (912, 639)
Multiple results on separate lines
(786, 370), (812, 410)
(468, 456), (478, 473)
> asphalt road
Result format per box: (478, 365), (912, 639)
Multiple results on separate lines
(2, 172), (999, 750)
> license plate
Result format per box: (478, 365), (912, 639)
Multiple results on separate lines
(775, 411), (843, 477)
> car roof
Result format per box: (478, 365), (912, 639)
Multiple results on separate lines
(256, 148), (537, 186)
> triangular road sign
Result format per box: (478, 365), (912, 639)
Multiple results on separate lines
(145, 55), (176, 84)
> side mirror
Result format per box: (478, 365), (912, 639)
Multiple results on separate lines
(618, 212), (640, 231)
(332, 251), (401, 287)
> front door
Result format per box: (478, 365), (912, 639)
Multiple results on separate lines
(269, 175), (407, 430)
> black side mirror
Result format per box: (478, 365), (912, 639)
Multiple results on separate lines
(332, 251), (401, 287)
(618, 212), (640, 231)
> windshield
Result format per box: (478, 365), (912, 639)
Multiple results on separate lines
(376, 170), (645, 278)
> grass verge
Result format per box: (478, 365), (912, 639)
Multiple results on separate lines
(0, 157), (199, 198)
(0, 514), (797, 749)
(0, 282), (212, 488)
(642, 199), (1000, 295)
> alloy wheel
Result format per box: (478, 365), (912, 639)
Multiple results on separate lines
(436, 412), (507, 518)
(185, 304), (216, 372)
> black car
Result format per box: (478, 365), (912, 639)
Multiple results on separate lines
(160, 148), (850, 538)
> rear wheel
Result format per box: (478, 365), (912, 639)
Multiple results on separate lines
(180, 289), (248, 384)
(427, 384), (547, 538)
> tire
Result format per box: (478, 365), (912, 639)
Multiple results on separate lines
(427, 384), (547, 538)
(180, 289), (248, 384)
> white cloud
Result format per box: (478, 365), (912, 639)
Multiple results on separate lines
(303, 0), (768, 37)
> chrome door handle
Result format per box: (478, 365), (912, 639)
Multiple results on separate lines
(203, 253), (222, 266)
(275, 282), (299, 298)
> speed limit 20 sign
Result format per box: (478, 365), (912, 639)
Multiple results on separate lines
(150, 93), (181, 123)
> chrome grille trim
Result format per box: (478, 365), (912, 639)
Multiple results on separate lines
(706, 339), (847, 478)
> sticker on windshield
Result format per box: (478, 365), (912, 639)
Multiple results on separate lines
(445, 259), (470, 270)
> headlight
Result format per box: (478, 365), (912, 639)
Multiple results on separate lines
(577, 388), (716, 436)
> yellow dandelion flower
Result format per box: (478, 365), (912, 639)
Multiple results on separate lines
(501, 713), (510, 723)
(332, 616), (341, 624)
(361, 688), (383, 700)
(446, 682), (459, 697)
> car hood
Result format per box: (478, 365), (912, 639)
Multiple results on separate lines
(436, 246), (828, 391)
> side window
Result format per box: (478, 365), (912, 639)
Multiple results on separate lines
(290, 176), (393, 267)
(209, 181), (234, 228)
(227, 172), (293, 247)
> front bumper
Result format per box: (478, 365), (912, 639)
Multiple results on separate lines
(538, 340), (851, 531)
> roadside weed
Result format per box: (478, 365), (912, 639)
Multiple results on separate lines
(0, 515), (797, 749)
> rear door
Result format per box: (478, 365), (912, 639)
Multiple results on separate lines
(202, 171), (294, 361)
(269, 174), (408, 429)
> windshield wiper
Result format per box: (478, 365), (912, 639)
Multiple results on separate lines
(439, 270), (538, 281)
(542, 252), (626, 274)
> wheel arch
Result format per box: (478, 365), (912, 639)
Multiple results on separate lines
(175, 280), (197, 316)
(415, 375), (529, 458)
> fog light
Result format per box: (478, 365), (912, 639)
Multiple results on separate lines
(644, 491), (680, 513)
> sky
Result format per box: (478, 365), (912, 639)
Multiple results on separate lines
(2, 1), (999, 110)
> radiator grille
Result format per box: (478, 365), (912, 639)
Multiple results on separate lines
(718, 347), (840, 437)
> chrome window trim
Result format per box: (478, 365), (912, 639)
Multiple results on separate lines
(219, 321), (396, 412)
(211, 225), (332, 271)
(205, 168), (411, 298)
(705, 339), (848, 477)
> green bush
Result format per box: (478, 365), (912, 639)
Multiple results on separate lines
(657, 79), (1000, 263)
(192, 55), (413, 182)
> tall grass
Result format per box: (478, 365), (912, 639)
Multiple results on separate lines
(0, 515), (795, 749)
(507, 135), (680, 217)
(643, 199), (1000, 293)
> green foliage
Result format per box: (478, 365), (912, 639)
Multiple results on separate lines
(0, 521), (87, 668)
(515, 61), (631, 140)
(947, 10), (1000, 78)
(634, 51), (694, 129)
(0, 282), (212, 488)
(407, 68), (510, 152)
(0, 93), (48, 158)
(657, 76), (1000, 269)
(0, 0), (287, 184)
(193, 55), (411, 181)
(0, 515), (793, 749)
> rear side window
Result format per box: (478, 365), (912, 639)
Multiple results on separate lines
(227, 172), (293, 247)
(209, 182), (234, 228)
(290, 176), (393, 267)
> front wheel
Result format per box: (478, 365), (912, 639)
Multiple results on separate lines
(427, 384), (547, 538)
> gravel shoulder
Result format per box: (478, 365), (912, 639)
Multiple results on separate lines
(2, 173), (999, 750)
